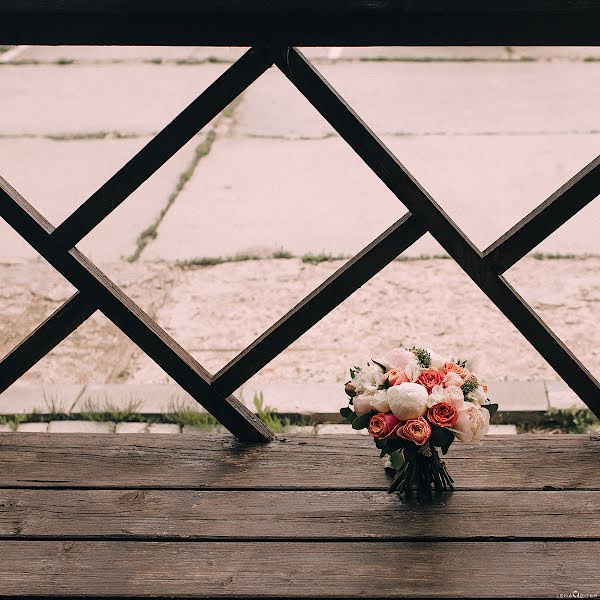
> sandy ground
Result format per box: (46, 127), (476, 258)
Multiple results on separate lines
(2, 257), (598, 388)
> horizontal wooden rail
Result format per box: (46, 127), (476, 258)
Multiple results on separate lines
(3, 1), (600, 45)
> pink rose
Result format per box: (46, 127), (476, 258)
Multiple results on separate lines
(397, 417), (432, 446)
(443, 371), (463, 388)
(451, 402), (490, 443)
(443, 385), (465, 409)
(368, 413), (401, 440)
(377, 348), (418, 371)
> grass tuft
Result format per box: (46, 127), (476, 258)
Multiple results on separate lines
(301, 252), (348, 265)
(127, 129), (217, 262)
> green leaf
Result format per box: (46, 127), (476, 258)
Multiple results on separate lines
(429, 426), (455, 455)
(482, 403), (498, 417)
(340, 407), (356, 422)
(389, 449), (405, 470)
(379, 448), (388, 458)
(371, 359), (387, 373)
(351, 411), (374, 430)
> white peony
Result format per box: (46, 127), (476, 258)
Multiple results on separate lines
(370, 389), (391, 413)
(451, 402), (490, 443)
(467, 386), (489, 406)
(387, 383), (428, 421)
(352, 364), (385, 395)
(427, 385), (445, 407)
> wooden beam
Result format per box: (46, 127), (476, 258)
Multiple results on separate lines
(213, 214), (426, 396)
(484, 155), (600, 273)
(0, 292), (96, 394)
(3, 2), (600, 45)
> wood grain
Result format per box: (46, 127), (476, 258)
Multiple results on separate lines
(0, 540), (597, 597)
(0, 434), (598, 490)
(0, 489), (598, 541)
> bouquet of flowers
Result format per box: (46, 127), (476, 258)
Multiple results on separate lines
(341, 347), (497, 502)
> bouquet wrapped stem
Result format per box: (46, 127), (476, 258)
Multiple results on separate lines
(387, 442), (454, 503)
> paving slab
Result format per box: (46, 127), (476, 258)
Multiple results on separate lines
(14, 46), (246, 64)
(0, 135), (202, 261)
(0, 63), (228, 135)
(144, 133), (600, 259)
(115, 422), (148, 434)
(0, 384), (83, 415)
(147, 423), (180, 434)
(485, 381), (549, 412)
(47, 420), (115, 433)
(303, 46), (600, 62)
(236, 62), (600, 138)
(545, 380), (586, 410)
(17, 422), (48, 432)
(13, 46), (600, 65)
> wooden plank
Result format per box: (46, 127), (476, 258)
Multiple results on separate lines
(0, 292), (96, 394)
(0, 489), (598, 541)
(0, 177), (273, 443)
(213, 214), (426, 396)
(0, 540), (597, 597)
(484, 155), (600, 274)
(0, 434), (598, 490)
(52, 47), (275, 250)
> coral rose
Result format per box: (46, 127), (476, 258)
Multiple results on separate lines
(387, 368), (410, 386)
(441, 362), (471, 381)
(397, 417), (432, 446)
(368, 413), (401, 439)
(427, 402), (458, 428)
(416, 368), (445, 393)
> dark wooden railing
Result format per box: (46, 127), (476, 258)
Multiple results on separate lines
(1, 1), (600, 442)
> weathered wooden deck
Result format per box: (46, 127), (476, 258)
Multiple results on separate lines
(0, 433), (597, 598)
